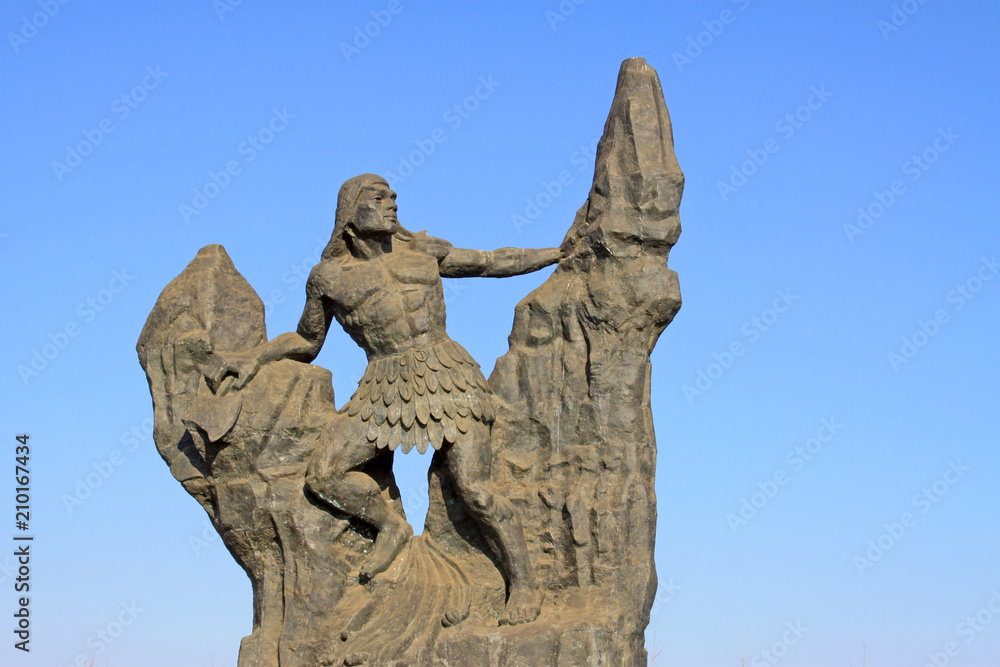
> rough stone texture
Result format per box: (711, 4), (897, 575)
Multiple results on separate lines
(137, 57), (681, 666)
(476, 55), (684, 664)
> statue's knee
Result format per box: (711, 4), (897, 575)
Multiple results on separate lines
(305, 449), (337, 494)
(461, 483), (505, 518)
(305, 452), (324, 485)
(304, 467), (324, 497)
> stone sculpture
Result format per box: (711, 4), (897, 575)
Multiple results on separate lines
(138, 57), (683, 666)
(210, 172), (556, 625)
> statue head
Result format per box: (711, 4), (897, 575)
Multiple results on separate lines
(322, 174), (415, 260)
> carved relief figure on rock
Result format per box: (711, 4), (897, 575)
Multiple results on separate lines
(211, 173), (560, 625)
(139, 57), (683, 666)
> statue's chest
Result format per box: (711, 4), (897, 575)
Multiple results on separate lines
(383, 250), (440, 286)
(331, 250), (440, 312)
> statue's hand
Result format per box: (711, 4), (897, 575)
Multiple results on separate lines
(209, 350), (262, 392)
(559, 236), (575, 259)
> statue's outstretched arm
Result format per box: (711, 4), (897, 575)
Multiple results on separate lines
(419, 236), (561, 278)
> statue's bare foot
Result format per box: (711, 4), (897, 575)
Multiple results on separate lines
(359, 517), (412, 582)
(499, 586), (542, 626)
(442, 600), (471, 628)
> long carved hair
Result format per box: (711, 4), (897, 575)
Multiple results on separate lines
(321, 173), (416, 261)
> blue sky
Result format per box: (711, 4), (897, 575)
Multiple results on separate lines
(2, 1), (998, 665)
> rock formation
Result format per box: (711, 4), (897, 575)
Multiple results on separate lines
(137, 57), (682, 666)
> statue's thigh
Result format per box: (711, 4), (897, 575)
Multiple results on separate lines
(309, 413), (380, 477)
(443, 421), (493, 486)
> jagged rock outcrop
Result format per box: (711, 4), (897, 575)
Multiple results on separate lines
(477, 55), (683, 663)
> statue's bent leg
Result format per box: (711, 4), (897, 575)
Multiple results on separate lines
(305, 414), (412, 581)
(444, 422), (541, 625)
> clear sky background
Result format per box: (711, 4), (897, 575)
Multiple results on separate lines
(2, 1), (998, 665)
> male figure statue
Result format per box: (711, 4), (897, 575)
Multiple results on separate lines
(212, 174), (560, 625)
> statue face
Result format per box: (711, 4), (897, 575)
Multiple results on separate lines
(351, 182), (398, 236)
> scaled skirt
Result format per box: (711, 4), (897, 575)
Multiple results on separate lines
(343, 339), (496, 454)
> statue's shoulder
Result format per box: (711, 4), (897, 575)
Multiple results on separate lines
(306, 258), (345, 293)
(409, 231), (450, 260)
